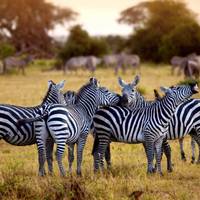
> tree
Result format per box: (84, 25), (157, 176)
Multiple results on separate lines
(119, 0), (200, 62)
(0, 0), (77, 54)
(0, 42), (15, 59)
(58, 25), (109, 62)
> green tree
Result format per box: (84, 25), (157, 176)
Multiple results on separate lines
(0, 42), (15, 59)
(58, 25), (109, 62)
(119, 0), (200, 62)
(0, 0), (77, 53)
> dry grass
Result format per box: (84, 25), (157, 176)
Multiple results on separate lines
(0, 63), (200, 200)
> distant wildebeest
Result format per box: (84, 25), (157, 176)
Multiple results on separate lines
(2, 55), (34, 75)
(102, 53), (140, 75)
(64, 56), (101, 74)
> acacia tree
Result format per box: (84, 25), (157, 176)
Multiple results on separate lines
(119, 0), (200, 62)
(0, 0), (77, 54)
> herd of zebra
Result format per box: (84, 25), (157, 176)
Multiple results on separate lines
(0, 76), (200, 176)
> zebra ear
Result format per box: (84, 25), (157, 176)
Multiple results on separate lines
(118, 77), (127, 88)
(154, 89), (161, 100)
(48, 80), (54, 88)
(160, 86), (171, 94)
(131, 75), (140, 88)
(56, 80), (65, 90)
(90, 77), (98, 86)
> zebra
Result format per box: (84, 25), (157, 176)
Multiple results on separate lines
(153, 89), (199, 163)
(100, 76), (173, 171)
(0, 80), (65, 176)
(92, 83), (198, 175)
(3, 55), (34, 75)
(18, 77), (121, 176)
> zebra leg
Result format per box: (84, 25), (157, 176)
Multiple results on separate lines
(56, 142), (66, 176)
(68, 143), (75, 174)
(105, 143), (111, 169)
(162, 139), (173, 172)
(191, 137), (196, 163)
(93, 135), (110, 172)
(76, 134), (88, 176)
(46, 137), (54, 175)
(143, 143), (156, 172)
(189, 129), (200, 164)
(179, 138), (186, 161)
(93, 135), (101, 172)
(35, 120), (49, 176)
(154, 137), (164, 176)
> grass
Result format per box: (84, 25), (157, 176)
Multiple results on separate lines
(0, 62), (200, 200)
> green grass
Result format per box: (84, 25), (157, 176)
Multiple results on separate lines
(0, 62), (200, 200)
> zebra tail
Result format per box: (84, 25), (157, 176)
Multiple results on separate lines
(17, 112), (48, 126)
(92, 135), (99, 155)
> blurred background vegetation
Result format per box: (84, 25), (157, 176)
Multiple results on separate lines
(0, 0), (200, 66)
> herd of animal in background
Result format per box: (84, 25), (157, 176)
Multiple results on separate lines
(1, 52), (200, 78)
(170, 53), (200, 79)
(0, 75), (199, 176)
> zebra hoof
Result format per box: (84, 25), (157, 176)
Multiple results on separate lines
(38, 171), (46, 177)
(147, 168), (155, 174)
(77, 171), (82, 177)
(159, 172), (164, 176)
(167, 168), (173, 173)
(191, 158), (195, 164)
(196, 160), (200, 164)
(181, 157), (187, 162)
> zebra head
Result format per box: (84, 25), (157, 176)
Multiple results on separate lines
(63, 90), (77, 106)
(86, 77), (120, 106)
(118, 75), (140, 107)
(160, 83), (199, 106)
(42, 80), (66, 105)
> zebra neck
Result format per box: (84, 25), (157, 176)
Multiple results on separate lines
(158, 95), (178, 125)
(130, 96), (151, 110)
(77, 98), (97, 121)
(40, 88), (62, 106)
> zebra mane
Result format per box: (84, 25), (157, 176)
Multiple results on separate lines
(76, 82), (96, 102)
(41, 83), (53, 105)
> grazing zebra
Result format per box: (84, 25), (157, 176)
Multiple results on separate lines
(0, 80), (65, 175)
(93, 83), (198, 175)
(18, 78), (121, 176)
(3, 55), (34, 75)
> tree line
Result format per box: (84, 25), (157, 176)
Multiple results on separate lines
(0, 0), (200, 64)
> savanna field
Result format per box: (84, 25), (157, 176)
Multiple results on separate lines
(0, 62), (200, 200)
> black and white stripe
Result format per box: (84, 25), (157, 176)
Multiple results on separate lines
(0, 80), (65, 175)
(93, 83), (198, 175)
(19, 78), (121, 176)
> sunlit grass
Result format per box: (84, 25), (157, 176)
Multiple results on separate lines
(0, 62), (200, 200)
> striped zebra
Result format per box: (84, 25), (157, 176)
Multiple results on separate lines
(100, 76), (172, 171)
(153, 89), (200, 163)
(0, 80), (65, 176)
(18, 77), (121, 176)
(92, 83), (198, 175)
